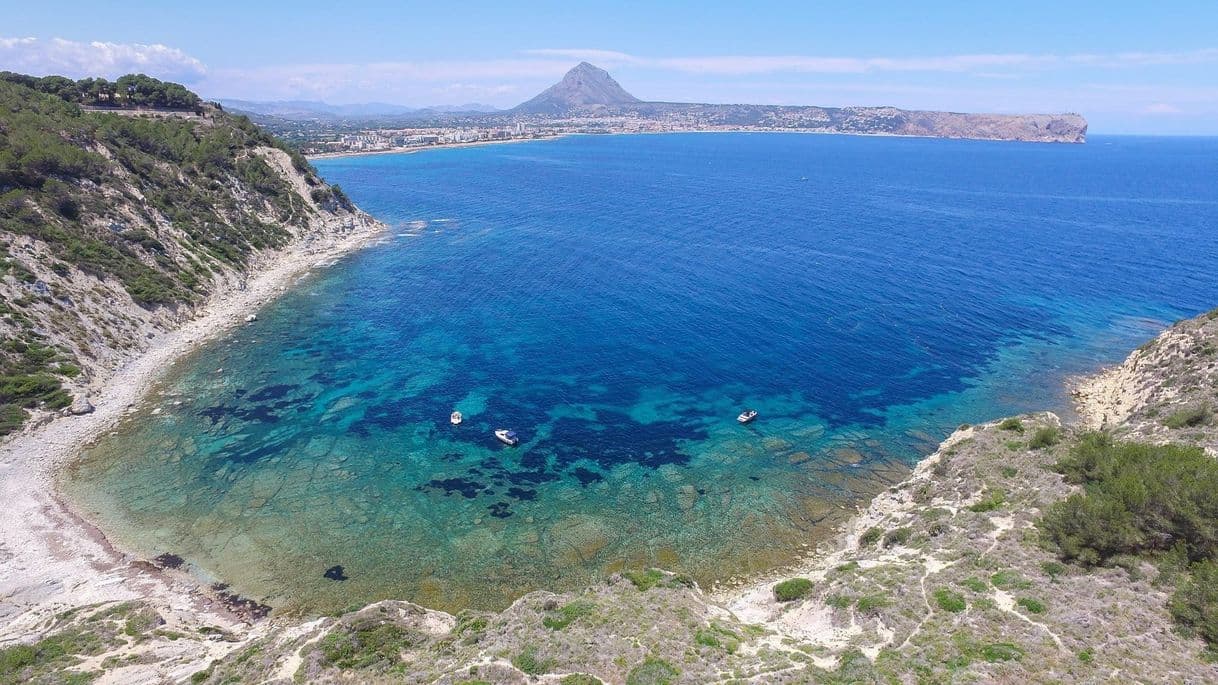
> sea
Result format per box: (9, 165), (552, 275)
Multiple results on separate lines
(65, 132), (1218, 614)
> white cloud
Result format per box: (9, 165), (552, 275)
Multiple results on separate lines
(0, 36), (206, 81)
(1144, 102), (1182, 114)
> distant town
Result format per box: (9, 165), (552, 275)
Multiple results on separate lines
(227, 61), (1086, 156)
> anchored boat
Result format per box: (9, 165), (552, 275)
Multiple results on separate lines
(450, 411), (463, 425)
(494, 429), (519, 446)
(737, 409), (758, 424)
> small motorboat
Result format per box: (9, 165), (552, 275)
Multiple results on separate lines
(450, 411), (463, 426)
(494, 429), (519, 446)
(737, 409), (758, 424)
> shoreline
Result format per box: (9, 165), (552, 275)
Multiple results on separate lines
(306, 127), (1085, 161)
(306, 134), (569, 160)
(0, 218), (387, 643)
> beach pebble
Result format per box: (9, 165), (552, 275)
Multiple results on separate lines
(245, 314), (257, 323)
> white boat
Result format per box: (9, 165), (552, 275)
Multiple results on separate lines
(737, 409), (758, 424)
(494, 429), (520, 446)
(450, 411), (463, 425)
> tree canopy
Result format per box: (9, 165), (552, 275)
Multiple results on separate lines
(0, 72), (202, 111)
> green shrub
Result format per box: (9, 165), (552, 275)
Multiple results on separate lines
(1163, 404), (1212, 429)
(981, 643), (1023, 662)
(318, 620), (419, 670)
(773, 578), (814, 602)
(1077, 648), (1094, 663)
(1170, 560), (1218, 647)
(855, 594), (890, 614)
(622, 569), (664, 591)
(959, 577), (987, 592)
(512, 645), (553, 675)
(998, 418), (1024, 433)
(560, 675), (604, 685)
(1016, 597), (1046, 614)
(1040, 561), (1066, 580)
(968, 489), (1006, 513)
(990, 570), (1032, 590)
(0, 404), (27, 436)
(1029, 426), (1062, 449)
(859, 527), (882, 548)
(882, 527), (913, 548)
(625, 656), (678, 685)
(933, 588), (967, 613)
(542, 600), (594, 630)
(1040, 434), (1218, 565)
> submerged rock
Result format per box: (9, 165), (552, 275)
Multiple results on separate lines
(324, 565), (349, 581)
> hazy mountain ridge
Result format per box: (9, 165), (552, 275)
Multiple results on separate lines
(221, 99), (501, 121)
(498, 64), (1087, 143)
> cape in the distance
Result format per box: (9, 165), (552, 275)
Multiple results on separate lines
(233, 62), (1088, 144)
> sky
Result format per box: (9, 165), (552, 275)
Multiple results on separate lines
(2, 1), (1217, 134)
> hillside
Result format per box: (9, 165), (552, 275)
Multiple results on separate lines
(513, 62), (642, 114)
(500, 64), (1087, 143)
(3, 305), (1216, 682)
(0, 73), (378, 436)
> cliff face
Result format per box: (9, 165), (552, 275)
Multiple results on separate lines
(0, 76), (378, 435)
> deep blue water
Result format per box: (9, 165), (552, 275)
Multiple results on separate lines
(68, 133), (1218, 613)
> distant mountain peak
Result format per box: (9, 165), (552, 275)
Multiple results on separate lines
(514, 62), (640, 114)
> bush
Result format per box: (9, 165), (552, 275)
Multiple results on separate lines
(981, 643), (1024, 662)
(882, 527), (913, 548)
(1170, 560), (1218, 647)
(1016, 597), (1046, 614)
(1029, 426), (1061, 449)
(560, 675), (604, 685)
(933, 588), (967, 613)
(859, 527), (882, 548)
(542, 600), (594, 630)
(625, 656), (678, 685)
(990, 570), (1032, 590)
(1163, 404), (1212, 429)
(968, 489), (1006, 513)
(998, 418), (1024, 433)
(0, 403), (28, 436)
(855, 594), (890, 615)
(959, 577), (988, 592)
(512, 645), (553, 675)
(1040, 434), (1218, 565)
(1040, 561), (1066, 580)
(318, 620), (419, 670)
(773, 578), (813, 602)
(622, 569), (664, 591)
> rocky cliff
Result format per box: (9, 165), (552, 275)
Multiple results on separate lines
(0, 74), (380, 436)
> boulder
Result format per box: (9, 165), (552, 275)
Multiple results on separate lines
(69, 396), (94, 415)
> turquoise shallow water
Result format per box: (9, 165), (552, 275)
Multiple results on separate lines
(67, 133), (1218, 613)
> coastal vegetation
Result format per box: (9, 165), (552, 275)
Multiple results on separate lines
(0, 71), (202, 110)
(0, 71), (360, 435)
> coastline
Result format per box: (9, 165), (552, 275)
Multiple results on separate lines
(305, 127), (1085, 162)
(0, 218), (387, 644)
(305, 134), (569, 160)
